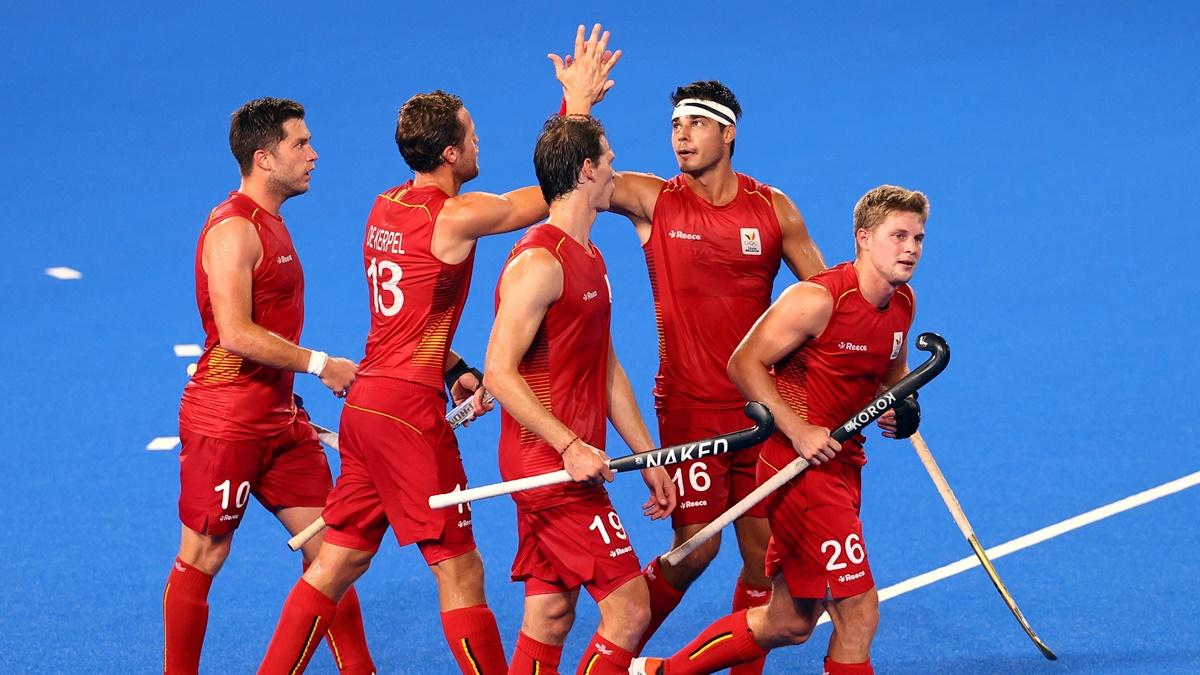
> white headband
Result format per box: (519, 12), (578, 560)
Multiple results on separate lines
(671, 98), (737, 126)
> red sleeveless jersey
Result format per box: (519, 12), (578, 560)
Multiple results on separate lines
(179, 192), (304, 440)
(496, 224), (612, 511)
(356, 182), (475, 391)
(769, 262), (915, 467)
(644, 173), (783, 410)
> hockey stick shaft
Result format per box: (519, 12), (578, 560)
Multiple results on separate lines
(664, 332), (950, 566)
(910, 431), (1057, 660)
(427, 402), (775, 510)
(286, 393), (495, 551)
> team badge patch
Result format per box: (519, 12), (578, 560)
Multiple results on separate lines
(740, 228), (761, 255)
(890, 331), (904, 359)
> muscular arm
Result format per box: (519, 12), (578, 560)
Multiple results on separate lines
(609, 172), (664, 244)
(204, 217), (357, 394)
(433, 186), (549, 261)
(483, 249), (575, 451)
(204, 217), (309, 371)
(772, 187), (826, 280)
(727, 283), (840, 463)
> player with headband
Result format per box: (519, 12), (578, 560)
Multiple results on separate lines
(578, 78), (827, 671)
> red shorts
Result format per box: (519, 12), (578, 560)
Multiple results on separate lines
(759, 437), (874, 599)
(512, 492), (643, 602)
(321, 377), (476, 565)
(178, 408), (332, 536)
(658, 405), (768, 527)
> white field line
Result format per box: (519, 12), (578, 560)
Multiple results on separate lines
(815, 469), (1200, 625)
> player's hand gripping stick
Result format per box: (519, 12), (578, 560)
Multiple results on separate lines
(286, 393), (495, 551)
(427, 402), (775, 510)
(664, 332), (950, 566)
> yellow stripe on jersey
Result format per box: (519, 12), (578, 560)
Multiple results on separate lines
(344, 403), (423, 435)
(378, 191), (433, 222)
(835, 288), (859, 309)
(744, 187), (771, 207)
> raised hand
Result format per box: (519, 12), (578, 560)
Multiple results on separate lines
(548, 23), (622, 114)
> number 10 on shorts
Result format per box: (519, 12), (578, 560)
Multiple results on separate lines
(214, 479), (250, 510)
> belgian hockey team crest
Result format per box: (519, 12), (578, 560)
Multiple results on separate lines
(890, 331), (904, 359)
(740, 228), (761, 255)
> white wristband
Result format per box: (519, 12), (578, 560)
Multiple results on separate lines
(306, 350), (328, 376)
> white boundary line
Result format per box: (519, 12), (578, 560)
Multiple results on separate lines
(815, 469), (1200, 624)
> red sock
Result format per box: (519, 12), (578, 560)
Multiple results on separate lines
(823, 656), (874, 674)
(662, 610), (766, 675)
(163, 557), (213, 675)
(302, 561), (375, 674)
(442, 604), (508, 674)
(576, 633), (633, 674)
(728, 579), (772, 675)
(509, 631), (563, 675)
(257, 580), (337, 675)
(325, 587), (375, 673)
(636, 558), (686, 652)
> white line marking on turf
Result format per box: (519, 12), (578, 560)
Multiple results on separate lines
(816, 469), (1200, 625)
(45, 266), (82, 280)
(173, 344), (203, 357)
(146, 436), (181, 451)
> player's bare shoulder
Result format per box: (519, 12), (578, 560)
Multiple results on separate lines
(202, 215), (263, 271)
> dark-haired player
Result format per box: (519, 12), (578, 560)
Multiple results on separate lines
(166, 97), (374, 674)
(485, 113), (675, 675)
(632, 185), (928, 675)
(257, 26), (620, 675)
(600, 80), (826, 667)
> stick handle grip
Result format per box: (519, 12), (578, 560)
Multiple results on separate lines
(428, 469), (573, 509)
(664, 455), (809, 566)
(287, 517), (326, 552)
(910, 431), (975, 537)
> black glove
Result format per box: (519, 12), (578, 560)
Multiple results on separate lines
(891, 393), (920, 439)
(444, 357), (483, 391)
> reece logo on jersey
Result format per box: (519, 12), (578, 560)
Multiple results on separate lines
(740, 228), (762, 255)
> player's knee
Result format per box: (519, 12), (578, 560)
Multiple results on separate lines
(774, 614), (815, 646)
(530, 599), (575, 643)
(431, 549), (486, 594)
(600, 599), (650, 645)
(179, 532), (233, 575)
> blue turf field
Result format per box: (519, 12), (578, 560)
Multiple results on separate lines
(2, 2), (1198, 673)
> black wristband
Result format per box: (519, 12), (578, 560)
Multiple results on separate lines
(444, 358), (482, 389)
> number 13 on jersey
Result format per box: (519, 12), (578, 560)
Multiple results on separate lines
(367, 257), (404, 316)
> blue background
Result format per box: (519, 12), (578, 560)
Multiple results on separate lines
(1, 1), (1197, 672)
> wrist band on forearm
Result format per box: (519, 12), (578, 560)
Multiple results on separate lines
(444, 357), (482, 389)
(306, 350), (328, 376)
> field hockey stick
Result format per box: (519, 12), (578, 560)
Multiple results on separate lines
(286, 392), (496, 551)
(427, 402), (775, 510)
(911, 431), (1057, 660)
(664, 332), (950, 566)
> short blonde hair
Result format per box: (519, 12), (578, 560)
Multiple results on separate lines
(853, 185), (930, 239)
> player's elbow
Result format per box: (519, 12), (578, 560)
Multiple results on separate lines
(483, 362), (519, 398)
(215, 322), (253, 357)
(726, 349), (753, 393)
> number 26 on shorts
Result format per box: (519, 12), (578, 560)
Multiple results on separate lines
(822, 533), (865, 571)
